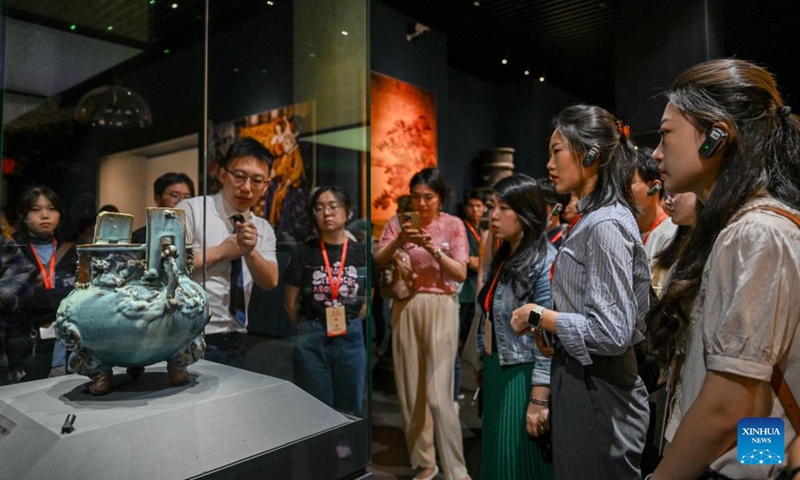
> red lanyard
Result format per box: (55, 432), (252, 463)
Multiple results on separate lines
(30, 239), (57, 290)
(549, 228), (564, 245)
(465, 221), (481, 244)
(642, 210), (668, 245)
(483, 261), (506, 316)
(320, 238), (348, 303)
(549, 215), (582, 282)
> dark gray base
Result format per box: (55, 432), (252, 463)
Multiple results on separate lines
(0, 360), (369, 480)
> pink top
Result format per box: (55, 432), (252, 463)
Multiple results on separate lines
(380, 212), (469, 294)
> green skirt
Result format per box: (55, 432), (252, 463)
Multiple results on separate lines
(481, 352), (554, 480)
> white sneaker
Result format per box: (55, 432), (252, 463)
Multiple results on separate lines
(414, 465), (439, 480)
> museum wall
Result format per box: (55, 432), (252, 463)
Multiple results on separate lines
(370, 1), (579, 209)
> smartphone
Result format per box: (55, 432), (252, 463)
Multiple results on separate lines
(548, 203), (564, 220)
(541, 331), (555, 348)
(399, 211), (421, 230)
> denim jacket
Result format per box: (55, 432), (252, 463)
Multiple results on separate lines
(476, 245), (555, 386)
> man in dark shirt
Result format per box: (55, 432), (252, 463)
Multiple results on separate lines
(455, 189), (486, 401)
(131, 172), (195, 244)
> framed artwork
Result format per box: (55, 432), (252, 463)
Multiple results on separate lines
(370, 72), (437, 236)
(210, 101), (316, 243)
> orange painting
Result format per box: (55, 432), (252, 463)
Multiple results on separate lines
(370, 72), (437, 234)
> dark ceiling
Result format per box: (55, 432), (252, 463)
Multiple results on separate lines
(376, 0), (617, 106)
(375, 0), (800, 112)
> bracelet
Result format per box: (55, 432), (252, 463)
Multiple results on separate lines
(529, 396), (550, 407)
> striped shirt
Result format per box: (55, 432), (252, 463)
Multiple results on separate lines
(551, 202), (650, 365)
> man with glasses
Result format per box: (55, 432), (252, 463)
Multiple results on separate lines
(178, 137), (279, 369)
(131, 172), (195, 244)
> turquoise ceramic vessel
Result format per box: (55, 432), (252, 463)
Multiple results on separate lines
(55, 209), (208, 392)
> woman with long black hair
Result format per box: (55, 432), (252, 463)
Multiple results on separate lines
(647, 59), (800, 480)
(477, 174), (555, 479)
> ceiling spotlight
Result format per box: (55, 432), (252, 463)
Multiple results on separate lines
(267, 0), (274, 4)
(539, 76), (545, 82)
(524, 69), (530, 76)
(341, 30), (349, 36)
(501, 52), (509, 65)
(171, 3), (179, 9)
(539, 69), (546, 82)
(474, 0), (481, 5)
(107, 25), (114, 31)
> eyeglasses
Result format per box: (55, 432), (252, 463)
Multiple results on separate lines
(223, 167), (267, 188)
(313, 203), (343, 215)
(164, 192), (192, 201)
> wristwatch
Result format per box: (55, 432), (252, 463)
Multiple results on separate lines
(433, 248), (443, 260)
(527, 305), (546, 330)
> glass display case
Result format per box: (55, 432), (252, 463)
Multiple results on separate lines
(0, 1), (371, 478)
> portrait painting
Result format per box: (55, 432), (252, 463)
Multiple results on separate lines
(210, 101), (316, 244)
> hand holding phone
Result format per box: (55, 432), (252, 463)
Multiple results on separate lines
(399, 211), (421, 230)
(533, 329), (555, 358)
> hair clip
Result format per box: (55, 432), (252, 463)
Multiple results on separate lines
(779, 105), (792, 117)
(616, 120), (631, 139)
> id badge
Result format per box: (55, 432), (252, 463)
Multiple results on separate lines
(325, 305), (347, 337)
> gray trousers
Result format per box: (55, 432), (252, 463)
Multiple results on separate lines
(550, 345), (649, 480)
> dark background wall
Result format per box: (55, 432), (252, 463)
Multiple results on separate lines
(370, 1), (579, 211)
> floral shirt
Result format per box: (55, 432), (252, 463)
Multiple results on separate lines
(379, 213), (468, 294)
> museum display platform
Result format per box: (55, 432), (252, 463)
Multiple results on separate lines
(0, 361), (370, 480)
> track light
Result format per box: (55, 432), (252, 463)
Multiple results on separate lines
(539, 69), (546, 82)
(501, 52), (508, 65)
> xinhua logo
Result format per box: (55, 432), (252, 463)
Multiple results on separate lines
(738, 417), (784, 465)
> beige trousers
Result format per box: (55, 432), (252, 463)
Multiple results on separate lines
(392, 293), (469, 480)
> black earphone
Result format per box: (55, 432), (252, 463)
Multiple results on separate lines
(647, 183), (662, 196)
(698, 127), (728, 158)
(548, 203), (564, 220)
(582, 146), (600, 167)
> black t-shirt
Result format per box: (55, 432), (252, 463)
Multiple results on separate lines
(285, 239), (367, 321)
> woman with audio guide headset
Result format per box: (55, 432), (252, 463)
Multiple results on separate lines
(510, 104), (651, 479)
(645, 59), (800, 480)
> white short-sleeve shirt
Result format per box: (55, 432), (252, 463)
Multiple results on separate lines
(178, 193), (277, 335)
(665, 197), (800, 478)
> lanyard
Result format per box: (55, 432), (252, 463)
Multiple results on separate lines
(482, 261), (506, 316)
(320, 238), (348, 303)
(30, 239), (57, 290)
(642, 210), (668, 245)
(549, 215), (582, 282)
(465, 221), (481, 244)
(549, 228), (564, 245)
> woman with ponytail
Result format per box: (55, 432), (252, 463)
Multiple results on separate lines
(647, 59), (800, 480)
(511, 104), (651, 479)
